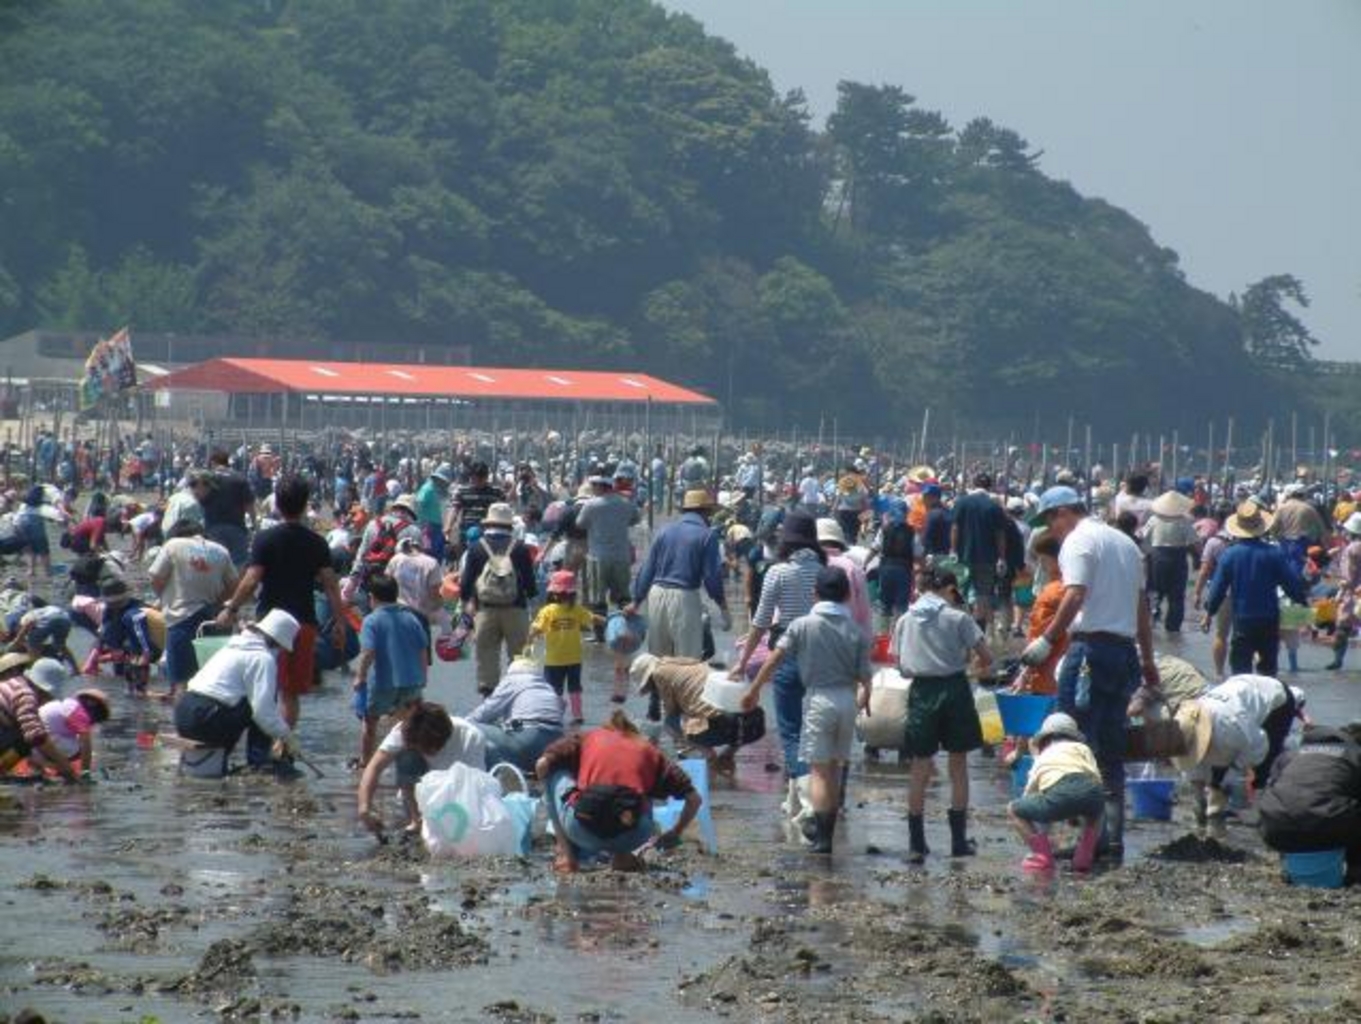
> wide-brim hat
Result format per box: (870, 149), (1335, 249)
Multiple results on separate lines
(73, 687), (111, 719)
(630, 653), (660, 694)
(1150, 491), (1194, 518)
(0, 652), (32, 678)
(250, 608), (300, 652)
(1034, 712), (1084, 746)
(390, 494), (417, 516)
(1343, 511), (1361, 537)
(815, 517), (847, 549)
(1225, 500), (1273, 539)
(1172, 701), (1215, 771)
(576, 482), (595, 499)
(907, 465), (937, 485)
(24, 657), (68, 699)
(681, 489), (717, 512)
(483, 502), (515, 529)
(780, 510), (819, 548)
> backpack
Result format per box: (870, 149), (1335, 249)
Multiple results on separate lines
(475, 538), (520, 607)
(572, 783), (647, 839)
(358, 515), (403, 581)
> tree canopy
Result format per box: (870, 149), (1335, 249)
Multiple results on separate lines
(0, 0), (1302, 434)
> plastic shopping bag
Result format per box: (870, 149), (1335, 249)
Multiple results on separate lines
(490, 762), (542, 856)
(415, 763), (520, 858)
(651, 758), (718, 854)
(605, 611), (647, 655)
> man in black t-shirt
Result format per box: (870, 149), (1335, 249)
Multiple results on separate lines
(202, 449), (256, 567)
(218, 475), (345, 730)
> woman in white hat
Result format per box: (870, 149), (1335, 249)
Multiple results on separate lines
(173, 609), (302, 771)
(1326, 512), (1361, 670)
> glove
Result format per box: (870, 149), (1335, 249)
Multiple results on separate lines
(718, 606), (733, 632)
(996, 558), (1009, 578)
(1019, 635), (1053, 667)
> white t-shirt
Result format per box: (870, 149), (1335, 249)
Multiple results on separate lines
(378, 715), (485, 772)
(149, 536), (236, 625)
(1059, 517), (1145, 639)
(799, 476), (822, 505)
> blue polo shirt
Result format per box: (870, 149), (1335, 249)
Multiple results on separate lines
(360, 604), (429, 693)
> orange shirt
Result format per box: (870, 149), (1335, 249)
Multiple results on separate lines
(1023, 579), (1068, 695)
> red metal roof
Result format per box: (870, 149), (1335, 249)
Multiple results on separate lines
(149, 358), (715, 405)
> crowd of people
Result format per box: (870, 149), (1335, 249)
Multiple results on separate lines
(2, 433), (1360, 884)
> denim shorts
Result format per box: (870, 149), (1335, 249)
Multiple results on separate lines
(1011, 774), (1106, 824)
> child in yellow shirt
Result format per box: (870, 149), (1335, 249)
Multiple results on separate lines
(1008, 712), (1105, 873)
(529, 571), (603, 725)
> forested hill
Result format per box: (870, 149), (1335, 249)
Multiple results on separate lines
(0, 0), (1279, 434)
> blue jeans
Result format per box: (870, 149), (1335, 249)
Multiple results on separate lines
(478, 723), (563, 774)
(772, 654), (807, 778)
(164, 606), (216, 685)
(1057, 636), (1140, 798)
(545, 770), (653, 858)
(878, 561), (912, 618)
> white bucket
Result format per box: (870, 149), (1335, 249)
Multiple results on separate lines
(179, 746), (228, 779)
(702, 672), (749, 713)
(857, 667), (911, 749)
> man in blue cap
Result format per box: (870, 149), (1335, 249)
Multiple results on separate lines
(1020, 485), (1159, 861)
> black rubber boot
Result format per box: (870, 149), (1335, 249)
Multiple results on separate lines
(1326, 635), (1348, 671)
(948, 808), (976, 857)
(810, 812), (835, 855)
(907, 813), (929, 864)
(1101, 797), (1126, 862)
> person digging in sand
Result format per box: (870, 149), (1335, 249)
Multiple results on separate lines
(1008, 712), (1105, 873)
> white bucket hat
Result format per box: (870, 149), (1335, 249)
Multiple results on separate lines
(250, 609), (300, 652)
(1344, 511), (1361, 537)
(25, 657), (68, 699)
(630, 653), (661, 694)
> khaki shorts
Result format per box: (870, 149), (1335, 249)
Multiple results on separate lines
(586, 557), (632, 609)
(799, 689), (858, 764)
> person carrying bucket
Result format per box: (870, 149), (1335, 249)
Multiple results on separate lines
(1007, 712), (1104, 873)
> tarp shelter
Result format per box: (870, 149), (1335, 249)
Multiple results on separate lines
(147, 357), (718, 435)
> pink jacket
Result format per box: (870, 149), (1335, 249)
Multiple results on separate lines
(829, 552), (873, 639)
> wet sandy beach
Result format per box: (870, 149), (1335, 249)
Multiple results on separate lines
(4, 615), (1361, 1023)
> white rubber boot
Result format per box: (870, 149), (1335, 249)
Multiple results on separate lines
(780, 778), (798, 817)
(791, 775), (815, 826)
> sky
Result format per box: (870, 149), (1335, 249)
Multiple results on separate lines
(663, 0), (1361, 360)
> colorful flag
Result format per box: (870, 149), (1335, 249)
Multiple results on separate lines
(78, 327), (137, 409)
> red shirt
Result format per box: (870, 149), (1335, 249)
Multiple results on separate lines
(540, 728), (694, 804)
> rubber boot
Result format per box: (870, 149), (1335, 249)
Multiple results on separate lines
(1072, 822), (1102, 872)
(1287, 647), (1299, 673)
(810, 812), (835, 855)
(1022, 832), (1055, 872)
(1326, 634), (1348, 671)
(907, 813), (929, 864)
(948, 808), (977, 857)
(1102, 798), (1125, 862)
(567, 691), (584, 725)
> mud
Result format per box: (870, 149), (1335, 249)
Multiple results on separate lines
(6, 627), (1361, 1021)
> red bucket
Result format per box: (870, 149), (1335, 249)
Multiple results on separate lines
(871, 634), (893, 665)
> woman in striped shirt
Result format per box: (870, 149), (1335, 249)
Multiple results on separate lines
(733, 510), (825, 822)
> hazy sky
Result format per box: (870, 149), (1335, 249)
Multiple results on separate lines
(664, 0), (1360, 359)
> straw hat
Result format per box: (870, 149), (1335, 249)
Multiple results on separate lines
(907, 465), (937, 484)
(0, 652), (31, 677)
(389, 494), (417, 516)
(1343, 512), (1361, 537)
(1225, 500), (1273, 539)
(629, 653), (660, 694)
(1172, 700), (1214, 771)
(483, 502), (515, 529)
(1150, 490), (1194, 518)
(815, 518), (847, 549)
(74, 687), (111, 720)
(681, 489), (717, 512)
(250, 608), (300, 652)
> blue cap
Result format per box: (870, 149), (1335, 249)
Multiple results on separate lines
(921, 483), (942, 498)
(1031, 486), (1083, 526)
(1175, 477), (1195, 496)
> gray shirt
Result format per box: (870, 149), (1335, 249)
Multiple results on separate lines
(467, 665), (565, 729)
(777, 602), (871, 691)
(577, 493), (640, 562)
(891, 593), (983, 677)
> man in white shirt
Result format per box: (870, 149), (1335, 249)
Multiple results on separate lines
(150, 520), (238, 694)
(1021, 485), (1160, 859)
(172, 609), (300, 772)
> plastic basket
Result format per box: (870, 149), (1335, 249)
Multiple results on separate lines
(996, 694), (1055, 738)
(1010, 755), (1033, 798)
(1282, 849), (1346, 889)
(1128, 778), (1176, 821)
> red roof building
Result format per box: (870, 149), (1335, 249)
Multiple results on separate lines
(150, 357), (715, 405)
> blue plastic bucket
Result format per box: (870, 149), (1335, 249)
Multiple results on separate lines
(1010, 755), (1033, 798)
(1128, 779), (1176, 820)
(996, 694), (1056, 738)
(1282, 849), (1346, 889)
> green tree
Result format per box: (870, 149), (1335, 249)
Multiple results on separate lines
(1234, 274), (1318, 370)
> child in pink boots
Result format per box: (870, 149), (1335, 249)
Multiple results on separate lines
(528, 571), (603, 726)
(1008, 712), (1105, 872)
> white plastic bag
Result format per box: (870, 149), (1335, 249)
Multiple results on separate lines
(415, 763), (520, 858)
(857, 667), (910, 749)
